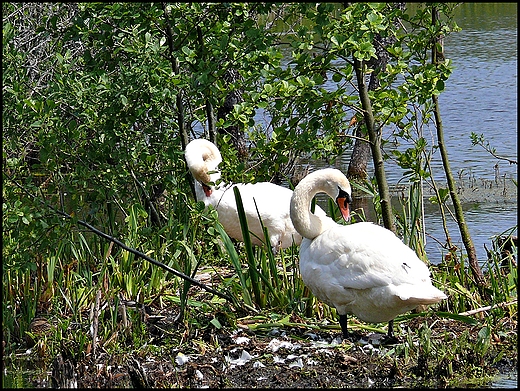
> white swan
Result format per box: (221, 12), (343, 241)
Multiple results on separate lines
(185, 139), (325, 251)
(290, 168), (447, 339)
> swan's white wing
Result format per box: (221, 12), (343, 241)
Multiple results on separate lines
(212, 182), (304, 248)
(299, 222), (446, 322)
(304, 222), (431, 288)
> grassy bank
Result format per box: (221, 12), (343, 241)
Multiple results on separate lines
(2, 186), (517, 388)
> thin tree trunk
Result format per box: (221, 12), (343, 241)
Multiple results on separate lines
(347, 3), (405, 227)
(217, 68), (248, 160)
(347, 3), (404, 183)
(206, 101), (216, 143)
(162, 3), (195, 198)
(353, 58), (395, 233)
(431, 8), (485, 285)
(162, 3), (188, 151)
(347, 125), (371, 181)
(197, 25), (217, 143)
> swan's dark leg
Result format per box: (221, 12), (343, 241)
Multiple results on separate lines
(382, 319), (400, 344)
(339, 314), (349, 339)
(387, 319), (394, 338)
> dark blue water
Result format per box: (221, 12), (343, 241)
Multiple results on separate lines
(420, 4), (517, 263)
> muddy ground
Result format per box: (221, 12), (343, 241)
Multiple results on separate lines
(15, 306), (517, 389)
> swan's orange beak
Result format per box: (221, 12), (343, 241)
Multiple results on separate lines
(336, 188), (352, 222)
(336, 197), (350, 222)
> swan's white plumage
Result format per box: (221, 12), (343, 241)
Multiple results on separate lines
(185, 139), (324, 250)
(291, 168), (447, 333)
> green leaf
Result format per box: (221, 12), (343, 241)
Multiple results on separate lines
(435, 311), (479, 325)
(438, 188), (449, 202)
(210, 317), (222, 329)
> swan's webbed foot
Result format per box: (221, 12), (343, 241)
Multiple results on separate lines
(380, 333), (400, 344)
(338, 315), (363, 342)
(381, 334), (401, 345)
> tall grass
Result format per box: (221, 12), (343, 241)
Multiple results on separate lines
(3, 182), (226, 357)
(2, 174), (517, 375)
(217, 186), (311, 313)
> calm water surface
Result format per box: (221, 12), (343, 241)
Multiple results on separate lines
(411, 4), (517, 262)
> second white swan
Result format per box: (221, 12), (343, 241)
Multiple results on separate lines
(290, 168), (448, 339)
(185, 139), (324, 251)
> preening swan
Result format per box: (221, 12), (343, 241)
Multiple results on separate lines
(290, 168), (447, 339)
(185, 139), (324, 251)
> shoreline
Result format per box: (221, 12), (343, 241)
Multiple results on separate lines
(384, 178), (518, 205)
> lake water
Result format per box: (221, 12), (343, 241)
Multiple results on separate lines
(293, 3), (518, 265)
(405, 4), (517, 264)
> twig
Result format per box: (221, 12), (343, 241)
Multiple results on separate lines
(128, 166), (166, 224)
(480, 145), (517, 165)
(75, 213), (235, 303)
(120, 293), (130, 336)
(458, 300), (517, 316)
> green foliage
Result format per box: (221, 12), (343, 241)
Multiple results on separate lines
(3, 6), (516, 387)
(395, 181), (427, 259)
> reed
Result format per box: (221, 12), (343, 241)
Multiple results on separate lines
(215, 186), (317, 314)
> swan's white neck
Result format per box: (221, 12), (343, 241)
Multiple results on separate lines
(290, 168), (351, 240)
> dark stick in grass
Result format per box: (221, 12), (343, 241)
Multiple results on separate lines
(8, 174), (238, 307)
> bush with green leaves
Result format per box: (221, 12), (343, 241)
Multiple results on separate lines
(2, 4), (516, 371)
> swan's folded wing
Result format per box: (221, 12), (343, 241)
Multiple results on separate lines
(306, 225), (434, 291)
(305, 235), (393, 290)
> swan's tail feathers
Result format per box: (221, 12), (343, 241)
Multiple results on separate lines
(396, 284), (448, 305)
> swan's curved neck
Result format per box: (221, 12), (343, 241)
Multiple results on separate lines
(290, 179), (330, 240)
(185, 140), (222, 184)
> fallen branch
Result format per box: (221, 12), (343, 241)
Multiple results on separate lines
(71, 214), (236, 304)
(8, 174), (238, 307)
(458, 300), (517, 316)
